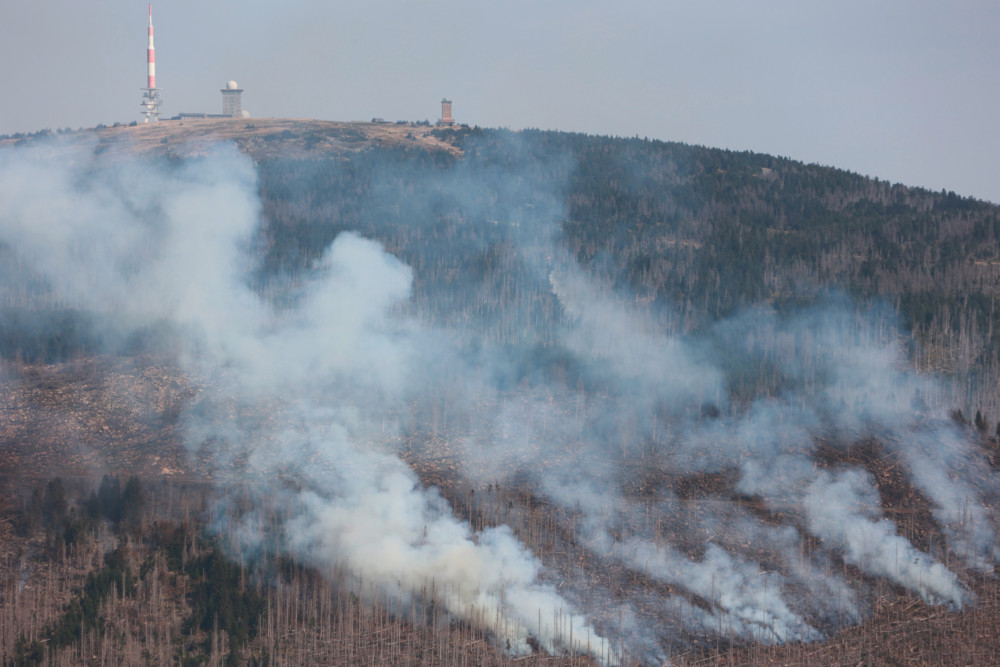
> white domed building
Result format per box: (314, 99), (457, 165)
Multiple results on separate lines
(221, 80), (244, 117)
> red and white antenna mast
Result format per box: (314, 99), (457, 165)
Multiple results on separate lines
(141, 4), (161, 122)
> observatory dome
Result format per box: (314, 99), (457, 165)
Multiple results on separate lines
(226, 80), (239, 90)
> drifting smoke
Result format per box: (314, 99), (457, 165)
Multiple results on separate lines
(0, 139), (608, 660)
(0, 133), (997, 662)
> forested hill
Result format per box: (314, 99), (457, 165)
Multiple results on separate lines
(3, 120), (998, 405)
(5, 121), (1000, 665)
(252, 124), (1000, 393)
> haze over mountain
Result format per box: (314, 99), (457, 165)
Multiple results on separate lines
(0, 119), (998, 665)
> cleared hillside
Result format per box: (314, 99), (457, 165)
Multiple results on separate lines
(0, 117), (462, 161)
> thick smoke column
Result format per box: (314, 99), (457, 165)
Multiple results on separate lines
(0, 140), (608, 660)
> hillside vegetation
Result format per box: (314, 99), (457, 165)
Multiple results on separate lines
(1, 120), (999, 665)
(253, 125), (1000, 407)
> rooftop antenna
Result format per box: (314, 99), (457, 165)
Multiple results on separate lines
(141, 4), (161, 122)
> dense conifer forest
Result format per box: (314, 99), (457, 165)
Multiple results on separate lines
(253, 127), (1000, 408)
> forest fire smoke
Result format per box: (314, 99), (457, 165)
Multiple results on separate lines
(0, 135), (997, 662)
(0, 140), (610, 661)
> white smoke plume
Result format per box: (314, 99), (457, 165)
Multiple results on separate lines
(0, 139), (609, 660)
(0, 133), (997, 663)
(802, 468), (966, 608)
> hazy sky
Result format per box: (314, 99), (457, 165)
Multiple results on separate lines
(2, 1), (998, 202)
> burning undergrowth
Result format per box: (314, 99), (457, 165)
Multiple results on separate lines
(0, 136), (997, 664)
